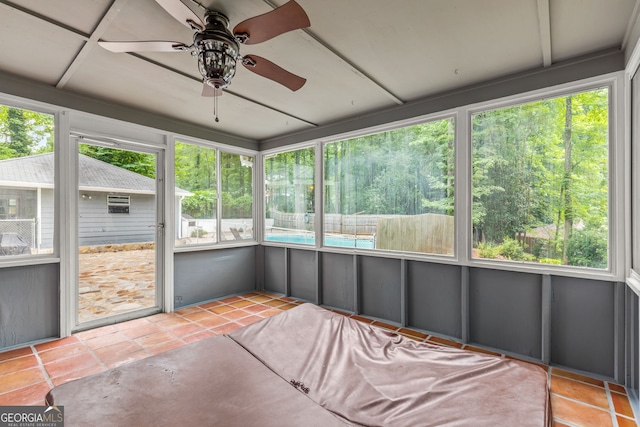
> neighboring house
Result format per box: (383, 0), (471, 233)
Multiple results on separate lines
(0, 153), (190, 250)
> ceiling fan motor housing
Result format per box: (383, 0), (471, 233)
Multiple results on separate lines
(196, 11), (240, 89)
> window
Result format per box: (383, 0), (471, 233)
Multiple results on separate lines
(264, 147), (315, 244)
(323, 118), (455, 254)
(221, 152), (253, 241)
(0, 104), (55, 257)
(175, 141), (217, 246)
(471, 87), (609, 269)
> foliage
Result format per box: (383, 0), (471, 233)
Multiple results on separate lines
(79, 144), (155, 178)
(0, 105), (54, 159)
(190, 228), (208, 237)
(477, 241), (501, 259)
(566, 227), (607, 268)
(181, 190), (216, 219)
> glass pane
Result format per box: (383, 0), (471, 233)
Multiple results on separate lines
(0, 104), (54, 257)
(77, 143), (158, 323)
(221, 152), (253, 240)
(175, 142), (217, 245)
(264, 147), (315, 244)
(471, 88), (609, 268)
(324, 118), (455, 254)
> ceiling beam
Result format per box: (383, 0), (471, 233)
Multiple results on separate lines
(57, 0), (131, 89)
(536, 0), (552, 67)
(262, 0), (405, 106)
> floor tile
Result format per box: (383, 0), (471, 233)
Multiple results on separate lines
(37, 343), (89, 364)
(263, 299), (288, 308)
(550, 394), (613, 427)
(0, 368), (46, 394)
(611, 392), (635, 418)
(44, 352), (101, 380)
(134, 331), (175, 348)
(221, 309), (250, 321)
(397, 328), (429, 340)
(196, 316), (228, 329)
(210, 322), (242, 335)
(218, 296), (243, 304)
(0, 355), (39, 376)
(174, 306), (203, 316)
(83, 331), (129, 350)
(608, 383), (627, 394)
(34, 336), (80, 352)
(156, 316), (191, 330)
(463, 345), (501, 356)
(169, 323), (205, 338)
(246, 295), (272, 303)
(0, 346), (33, 362)
(550, 375), (609, 409)
(181, 330), (216, 344)
(145, 312), (176, 323)
(242, 303), (269, 314)
(551, 368), (605, 388)
(371, 320), (399, 331)
(617, 415), (638, 427)
(279, 303), (298, 310)
(427, 336), (463, 348)
(230, 300), (254, 308)
(93, 341), (142, 362)
(199, 301), (224, 309)
(115, 317), (152, 331)
(0, 381), (50, 406)
(75, 325), (118, 341)
(209, 305), (236, 314)
(122, 322), (162, 339)
(183, 310), (217, 322)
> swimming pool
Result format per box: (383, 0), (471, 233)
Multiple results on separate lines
(265, 234), (375, 248)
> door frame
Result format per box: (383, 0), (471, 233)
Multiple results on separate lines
(68, 133), (166, 332)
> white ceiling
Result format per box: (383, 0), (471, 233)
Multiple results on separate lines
(0, 0), (637, 145)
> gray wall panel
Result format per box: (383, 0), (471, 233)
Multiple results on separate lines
(0, 264), (59, 349)
(264, 246), (286, 294)
(289, 249), (316, 302)
(551, 277), (614, 377)
(407, 262), (461, 338)
(321, 252), (355, 312)
(174, 247), (255, 307)
(469, 268), (542, 358)
(360, 256), (401, 323)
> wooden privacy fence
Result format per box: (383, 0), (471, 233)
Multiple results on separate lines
(377, 213), (454, 255)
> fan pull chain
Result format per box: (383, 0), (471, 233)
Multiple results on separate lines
(213, 94), (219, 123)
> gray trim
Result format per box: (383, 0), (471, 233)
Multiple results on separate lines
(260, 49), (624, 150)
(284, 247), (290, 297)
(316, 252), (322, 305)
(615, 282), (626, 383)
(400, 259), (407, 327)
(354, 254), (360, 315)
(541, 274), (552, 365)
(0, 69), (257, 151)
(461, 266), (469, 344)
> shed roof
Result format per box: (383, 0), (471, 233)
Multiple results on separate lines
(0, 153), (191, 196)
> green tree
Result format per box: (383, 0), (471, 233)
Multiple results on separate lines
(79, 144), (155, 178)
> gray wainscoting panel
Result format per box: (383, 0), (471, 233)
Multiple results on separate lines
(551, 277), (614, 377)
(360, 256), (401, 323)
(289, 249), (317, 302)
(407, 262), (462, 338)
(0, 264), (59, 350)
(174, 247), (256, 307)
(469, 268), (542, 358)
(321, 252), (356, 312)
(263, 246), (286, 294)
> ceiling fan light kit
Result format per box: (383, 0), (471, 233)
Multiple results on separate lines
(98, 0), (310, 122)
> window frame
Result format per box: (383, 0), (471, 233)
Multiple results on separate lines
(0, 95), (61, 268)
(465, 73), (624, 281)
(171, 135), (258, 253)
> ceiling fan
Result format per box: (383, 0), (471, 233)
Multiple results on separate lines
(98, 0), (310, 100)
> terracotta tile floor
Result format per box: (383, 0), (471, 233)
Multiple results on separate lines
(0, 291), (637, 426)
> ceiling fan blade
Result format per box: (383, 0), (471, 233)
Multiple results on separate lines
(242, 55), (306, 91)
(155, 0), (204, 30)
(202, 82), (223, 97)
(98, 41), (188, 53)
(233, 0), (310, 45)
